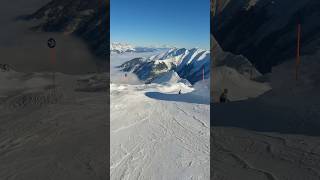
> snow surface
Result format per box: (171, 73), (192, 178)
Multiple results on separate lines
(0, 70), (107, 179)
(212, 53), (320, 179)
(110, 52), (210, 179)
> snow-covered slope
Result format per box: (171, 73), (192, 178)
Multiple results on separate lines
(0, 70), (107, 180)
(110, 83), (209, 179)
(211, 53), (320, 179)
(110, 51), (210, 179)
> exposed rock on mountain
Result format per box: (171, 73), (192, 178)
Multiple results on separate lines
(24, 0), (109, 60)
(212, 0), (320, 73)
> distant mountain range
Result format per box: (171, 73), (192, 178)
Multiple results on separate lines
(212, 0), (320, 73)
(110, 42), (165, 54)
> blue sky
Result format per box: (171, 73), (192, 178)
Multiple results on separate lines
(111, 0), (210, 49)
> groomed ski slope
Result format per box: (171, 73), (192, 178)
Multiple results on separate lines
(110, 53), (210, 179)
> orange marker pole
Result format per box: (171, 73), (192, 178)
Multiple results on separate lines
(99, 0), (103, 33)
(96, 0), (108, 73)
(295, 24), (301, 81)
(51, 48), (56, 87)
(218, 0), (222, 14)
(203, 66), (205, 81)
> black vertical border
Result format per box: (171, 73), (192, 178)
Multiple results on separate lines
(210, 0), (216, 179)
(106, 0), (110, 178)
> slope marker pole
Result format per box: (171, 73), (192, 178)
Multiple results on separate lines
(295, 23), (301, 81)
(203, 66), (205, 81)
(97, 0), (108, 73)
(48, 38), (57, 92)
(99, 0), (103, 33)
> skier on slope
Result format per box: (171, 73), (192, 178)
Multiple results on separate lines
(219, 89), (229, 103)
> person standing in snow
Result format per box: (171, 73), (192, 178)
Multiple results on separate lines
(220, 89), (229, 103)
(178, 90), (181, 94)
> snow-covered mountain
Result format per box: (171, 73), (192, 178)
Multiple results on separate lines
(110, 42), (135, 53)
(212, 0), (320, 73)
(110, 42), (160, 54)
(118, 48), (210, 84)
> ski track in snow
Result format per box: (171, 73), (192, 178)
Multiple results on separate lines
(110, 53), (210, 179)
(111, 84), (210, 179)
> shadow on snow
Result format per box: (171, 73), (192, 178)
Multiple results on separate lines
(145, 92), (210, 105)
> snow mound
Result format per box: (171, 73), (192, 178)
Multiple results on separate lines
(76, 74), (108, 92)
(191, 79), (210, 99)
(213, 66), (271, 101)
(152, 70), (191, 86)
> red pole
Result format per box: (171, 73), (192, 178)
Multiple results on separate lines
(99, 0), (102, 33)
(296, 24), (301, 81)
(218, 0), (222, 13)
(203, 67), (205, 81)
(98, 0), (108, 34)
(50, 48), (56, 89)
(50, 48), (56, 65)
